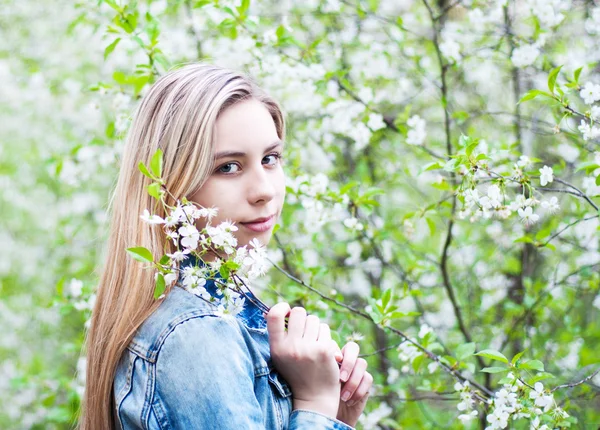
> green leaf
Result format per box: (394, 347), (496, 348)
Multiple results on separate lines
(381, 288), (393, 309)
(458, 134), (471, 147)
(147, 182), (162, 200)
(596, 174), (600, 186)
(518, 89), (551, 104)
(575, 162), (599, 174)
(154, 273), (166, 299)
(456, 342), (476, 361)
(159, 255), (170, 266)
(481, 367), (508, 373)
(466, 142), (478, 157)
(530, 372), (555, 383)
(193, 0), (212, 8)
(126, 247), (154, 263)
(389, 311), (420, 319)
(138, 161), (153, 179)
(238, 0), (250, 15)
(420, 161), (444, 173)
(425, 217), (435, 236)
(548, 65), (562, 93)
(340, 181), (358, 194)
(452, 111), (470, 124)
(475, 349), (508, 363)
(574, 66), (583, 84)
(511, 350), (526, 365)
(520, 359), (545, 372)
(219, 264), (231, 279)
(412, 353), (425, 373)
(514, 236), (534, 244)
(104, 38), (121, 60)
(150, 149), (163, 178)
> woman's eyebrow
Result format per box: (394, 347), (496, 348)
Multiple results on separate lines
(214, 140), (284, 159)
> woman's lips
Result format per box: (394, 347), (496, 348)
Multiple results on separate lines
(240, 215), (276, 233)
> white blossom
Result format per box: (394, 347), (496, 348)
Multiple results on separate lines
(178, 224), (200, 250)
(578, 120), (600, 141)
(529, 382), (554, 410)
(206, 222), (238, 254)
(541, 196), (560, 213)
(367, 113), (386, 130)
(539, 165), (554, 186)
(440, 38), (461, 63)
(406, 115), (426, 146)
(580, 81), (600, 105)
(511, 44), (540, 67)
(479, 184), (502, 209)
(140, 209), (165, 225)
(343, 217), (364, 231)
(67, 278), (83, 298)
(518, 206), (540, 225)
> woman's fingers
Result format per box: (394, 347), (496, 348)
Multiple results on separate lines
(339, 342), (359, 382)
(303, 315), (320, 341)
(346, 371), (373, 407)
(287, 307), (307, 338)
(340, 358), (368, 403)
(266, 302), (290, 344)
(317, 322), (331, 341)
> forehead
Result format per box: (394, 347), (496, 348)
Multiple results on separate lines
(215, 99), (279, 151)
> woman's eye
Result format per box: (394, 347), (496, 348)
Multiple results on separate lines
(217, 163), (240, 174)
(263, 153), (282, 166)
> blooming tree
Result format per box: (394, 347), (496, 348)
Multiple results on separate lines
(1, 0), (599, 428)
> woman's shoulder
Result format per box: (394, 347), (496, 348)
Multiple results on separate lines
(126, 286), (230, 363)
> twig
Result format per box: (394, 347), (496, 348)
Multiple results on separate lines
(551, 367), (600, 393)
(543, 215), (599, 245)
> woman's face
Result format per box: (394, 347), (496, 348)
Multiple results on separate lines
(190, 98), (286, 249)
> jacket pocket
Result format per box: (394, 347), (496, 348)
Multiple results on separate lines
(268, 370), (293, 398)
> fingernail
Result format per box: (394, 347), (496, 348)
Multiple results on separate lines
(340, 371), (348, 382)
(347, 400), (355, 407)
(341, 391), (351, 402)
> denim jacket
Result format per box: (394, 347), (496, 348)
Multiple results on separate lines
(113, 260), (354, 429)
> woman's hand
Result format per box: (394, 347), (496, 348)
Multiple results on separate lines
(335, 342), (373, 428)
(266, 303), (342, 419)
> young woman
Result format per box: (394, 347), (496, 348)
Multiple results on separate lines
(80, 63), (372, 429)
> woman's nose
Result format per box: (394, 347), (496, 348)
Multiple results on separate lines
(247, 165), (276, 204)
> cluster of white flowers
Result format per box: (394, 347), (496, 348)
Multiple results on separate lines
(511, 44), (541, 68)
(235, 238), (270, 280)
(454, 381), (479, 423)
(486, 385), (520, 429)
(578, 120), (600, 141)
(358, 402), (393, 430)
(458, 157), (561, 224)
(525, 0), (567, 28)
(138, 201), (271, 315)
(206, 222), (238, 254)
(343, 216), (364, 231)
(397, 341), (421, 365)
(480, 374), (570, 430)
(367, 113), (386, 131)
(59, 145), (117, 187)
(286, 173), (348, 230)
(406, 115), (427, 146)
(585, 7), (600, 34)
(322, 98), (372, 151)
(440, 36), (461, 63)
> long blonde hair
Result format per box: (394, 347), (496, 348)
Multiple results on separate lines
(80, 63), (285, 429)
